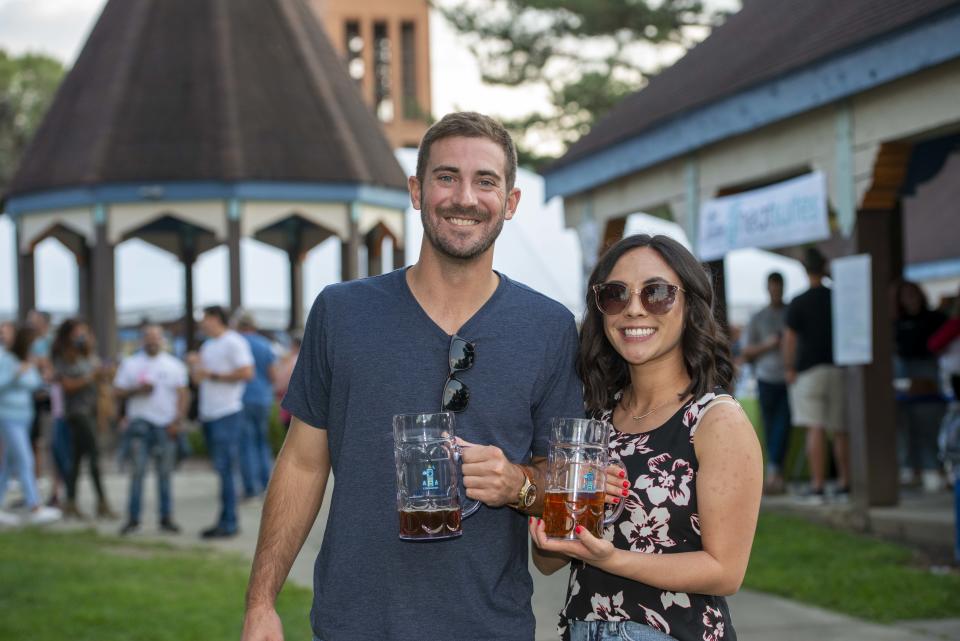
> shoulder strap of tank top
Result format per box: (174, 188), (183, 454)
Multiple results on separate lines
(689, 393), (745, 438)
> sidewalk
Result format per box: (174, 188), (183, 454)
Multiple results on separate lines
(49, 463), (960, 641)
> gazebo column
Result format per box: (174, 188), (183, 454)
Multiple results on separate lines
(182, 227), (197, 351)
(77, 245), (91, 321)
(15, 222), (35, 323)
(366, 227), (383, 277)
(340, 203), (360, 281)
(90, 206), (117, 359)
(393, 238), (406, 270)
(227, 200), (242, 312)
(285, 220), (305, 331)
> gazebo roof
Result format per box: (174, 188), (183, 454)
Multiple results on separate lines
(5, 0), (407, 201)
(548, 0), (960, 176)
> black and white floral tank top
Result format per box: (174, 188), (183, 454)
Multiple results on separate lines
(559, 389), (739, 641)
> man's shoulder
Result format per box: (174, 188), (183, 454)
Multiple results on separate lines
(224, 330), (249, 346)
(157, 352), (186, 370)
(499, 274), (575, 324)
(789, 288), (818, 308)
(316, 270), (404, 308)
(245, 332), (273, 350)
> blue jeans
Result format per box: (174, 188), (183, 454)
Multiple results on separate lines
(239, 403), (273, 497)
(897, 399), (945, 471)
(51, 417), (72, 481)
(205, 411), (243, 532)
(126, 419), (176, 523)
(0, 418), (39, 509)
(566, 620), (677, 641)
(954, 479), (959, 563)
(758, 380), (791, 473)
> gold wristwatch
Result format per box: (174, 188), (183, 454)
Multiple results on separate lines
(510, 466), (537, 511)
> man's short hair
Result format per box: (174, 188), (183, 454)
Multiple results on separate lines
(802, 247), (828, 276)
(233, 309), (257, 331)
(416, 112), (518, 192)
(203, 305), (229, 327)
(767, 271), (784, 285)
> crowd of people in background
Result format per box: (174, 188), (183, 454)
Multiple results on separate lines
(0, 306), (301, 536)
(737, 250), (960, 505)
(0, 269), (957, 534)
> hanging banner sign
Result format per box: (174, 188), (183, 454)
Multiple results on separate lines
(697, 171), (831, 261)
(832, 254), (873, 366)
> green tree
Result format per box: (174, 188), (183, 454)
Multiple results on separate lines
(0, 50), (65, 193)
(438, 0), (729, 168)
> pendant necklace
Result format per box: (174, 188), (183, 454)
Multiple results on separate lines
(629, 396), (678, 422)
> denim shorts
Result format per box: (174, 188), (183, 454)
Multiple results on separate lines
(566, 619), (677, 641)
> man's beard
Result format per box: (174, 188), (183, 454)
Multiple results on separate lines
(421, 202), (505, 261)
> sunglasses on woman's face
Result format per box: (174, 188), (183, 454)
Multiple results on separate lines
(592, 281), (684, 316)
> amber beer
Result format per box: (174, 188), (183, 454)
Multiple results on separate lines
(542, 490), (605, 539)
(399, 507), (462, 540)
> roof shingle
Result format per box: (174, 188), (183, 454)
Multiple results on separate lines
(6, 0), (407, 199)
(551, 0), (960, 172)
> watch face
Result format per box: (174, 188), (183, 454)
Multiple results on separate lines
(522, 483), (537, 507)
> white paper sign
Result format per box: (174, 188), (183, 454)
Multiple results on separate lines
(697, 172), (831, 261)
(832, 254), (872, 366)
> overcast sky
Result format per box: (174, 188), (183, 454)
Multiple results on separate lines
(0, 0), (801, 324)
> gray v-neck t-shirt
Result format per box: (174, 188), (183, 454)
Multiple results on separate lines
(283, 268), (585, 641)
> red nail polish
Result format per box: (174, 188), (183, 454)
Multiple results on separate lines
(575, 525), (583, 533)
(621, 489), (628, 496)
(622, 481), (629, 488)
(618, 470), (626, 478)
(613, 497), (620, 504)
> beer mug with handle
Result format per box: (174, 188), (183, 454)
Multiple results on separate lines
(393, 412), (481, 541)
(542, 417), (625, 539)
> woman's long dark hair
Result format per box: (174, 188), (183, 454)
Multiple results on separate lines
(52, 317), (89, 363)
(10, 325), (35, 362)
(577, 234), (734, 413)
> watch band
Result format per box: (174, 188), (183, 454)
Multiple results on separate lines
(510, 466), (536, 510)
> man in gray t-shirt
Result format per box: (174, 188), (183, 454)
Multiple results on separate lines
(242, 113), (585, 641)
(743, 272), (791, 494)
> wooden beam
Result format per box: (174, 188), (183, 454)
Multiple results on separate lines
(847, 206), (901, 508)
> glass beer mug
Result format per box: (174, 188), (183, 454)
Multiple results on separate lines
(542, 417), (625, 539)
(393, 412), (480, 541)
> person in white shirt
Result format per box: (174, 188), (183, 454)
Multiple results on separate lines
(187, 306), (254, 539)
(114, 324), (189, 535)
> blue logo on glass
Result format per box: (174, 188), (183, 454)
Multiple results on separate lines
(582, 470), (596, 492)
(421, 464), (439, 490)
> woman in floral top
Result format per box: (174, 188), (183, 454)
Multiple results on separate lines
(530, 235), (763, 641)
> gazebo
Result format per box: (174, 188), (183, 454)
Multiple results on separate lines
(2, 0), (409, 355)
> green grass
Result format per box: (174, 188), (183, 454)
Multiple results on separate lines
(0, 529), (313, 641)
(745, 513), (960, 622)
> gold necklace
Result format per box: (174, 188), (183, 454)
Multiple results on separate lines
(628, 396), (679, 422)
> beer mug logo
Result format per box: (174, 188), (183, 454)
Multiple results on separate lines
(421, 464), (438, 490)
(582, 470), (596, 492)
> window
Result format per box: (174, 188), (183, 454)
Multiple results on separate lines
(345, 21), (364, 83)
(401, 22), (419, 120)
(373, 21), (393, 122)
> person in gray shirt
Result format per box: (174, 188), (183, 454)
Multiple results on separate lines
(242, 112), (585, 641)
(743, 272), (791, 494)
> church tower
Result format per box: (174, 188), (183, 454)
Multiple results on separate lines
(311, 0), (432, 149)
